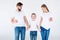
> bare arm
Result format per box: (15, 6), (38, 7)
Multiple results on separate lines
(38, 16), (43, 29)
(24, 16), (30, 27)
(24, 16), (30, 30)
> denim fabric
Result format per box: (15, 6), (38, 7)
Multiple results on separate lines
(15, 26), (26, 40)
(40, 26), (50, 40)
(30, 31), (37, 40)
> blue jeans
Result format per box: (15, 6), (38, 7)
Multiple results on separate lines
(15, 26), (26, 40)
(30, 31), (37, 40)
(40, 26), (50, 40)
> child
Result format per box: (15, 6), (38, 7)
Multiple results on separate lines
(39, 4), (53, 40)
(11, 2), (29, 40)
(27, 13), (39, 40)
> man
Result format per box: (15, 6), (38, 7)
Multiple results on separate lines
(11, 2), (29, 40)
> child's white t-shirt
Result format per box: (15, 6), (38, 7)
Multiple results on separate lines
(13, 10), (25, 27)
(41, 12), (53, 30)
(29, 19), (38, 31)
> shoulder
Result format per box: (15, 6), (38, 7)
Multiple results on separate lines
(21, 10), (26, 16)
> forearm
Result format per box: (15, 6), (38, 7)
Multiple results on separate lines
(39, 20), (42, 26)
(38, 17), (43, 27)
(24, 16), (29, 27)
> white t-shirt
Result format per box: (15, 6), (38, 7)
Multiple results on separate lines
(13, 10), (25, 27)
(29, 19), (38, 31)
(41, 12), (53, 30)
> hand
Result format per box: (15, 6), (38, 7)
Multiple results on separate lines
(11, 18), (18, 24)
(15, 19), (18, 23)
(49, 17), (53, 22)
(37, 25), (41, 31)
(38, 28), (40, 31)
(26, 27), (29, 31)
(26, 25), (30, 31)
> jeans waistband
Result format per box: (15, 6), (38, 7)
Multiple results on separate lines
(15, 26), (26, 29)
(40, 26), (50, 31)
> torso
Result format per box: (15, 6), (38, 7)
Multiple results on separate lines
(14, 11), (25, 27)
(41, 12), (52, 30)
(29, 19), (38, 31)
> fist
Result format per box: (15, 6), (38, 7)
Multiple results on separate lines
(11, 18), (18, 24)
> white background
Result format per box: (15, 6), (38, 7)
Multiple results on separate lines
(0, 0), (60, 40)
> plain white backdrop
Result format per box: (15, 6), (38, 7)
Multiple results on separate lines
(0, 0), (60, 40)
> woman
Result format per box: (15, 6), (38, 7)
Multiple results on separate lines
(39, 4), (53, 40)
